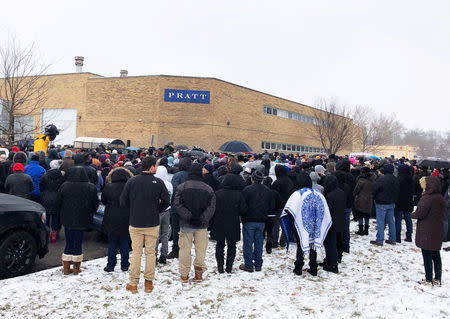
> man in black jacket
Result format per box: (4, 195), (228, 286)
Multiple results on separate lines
(174, 163), (216, 282)
(394, 164), (414, 243)
(74, 153), (98, 185)
(120, 156), (170, 294)
(370, 163), (400, 246)
(240, 170), (275, 272)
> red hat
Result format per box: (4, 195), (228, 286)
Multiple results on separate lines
(11, 146), (20, 153)
(432, 169), (440, 177)
(220, 154), (226, 158)
(119, 155), (126, 161)
(13, 163), (24, 172)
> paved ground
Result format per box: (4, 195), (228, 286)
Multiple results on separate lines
(31, 228), (109, 273)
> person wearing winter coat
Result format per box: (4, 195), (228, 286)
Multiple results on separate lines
(39, 160), (65, 242)
(334, 170), (352, 253)
(120, 156), (170, 293)
(272, 165), (294, 248)
(394, 164), (414, 243)
(174, 163), (216, 282)
(154, 165), (173, 265)
(443, 186), (450, 244)
(74, 153), (98, 185)
(371, 164), (400, 246)
(240, 170), (275, 272)
(8, 151), (27, 175)
(263, 176), (283, 254)
(101, 167), (133, 272)
(59, 150), (74, 174)
(5, 163), (34, 198)
(310, 171), (324, 193)
(203, 163), (219, 191)
(59, 166), (99, 275)
(353, 167), (376, 235)
(24, 154), (47, 202)
(213, 174), (247, 273)
(168, 157), (192, 259)
(45, 148), (59, 167)
(322, 175), (346, 273)
(0, 154), (9, 192)
(411, 176), (446, 286)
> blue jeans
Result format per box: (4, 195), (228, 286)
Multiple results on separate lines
(343, 208), (351, 252)
(394, 211), (413, 241)
(106, 234), (130, 270)
(64, 228), (84, 255)
(242, 222), (265, 270)
(375, 204), (396, 243)
(358, 217), (369, 226)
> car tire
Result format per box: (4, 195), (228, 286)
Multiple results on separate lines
(0, 231), (37, 278)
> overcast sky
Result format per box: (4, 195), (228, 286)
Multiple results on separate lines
(1, 0), (449, 132)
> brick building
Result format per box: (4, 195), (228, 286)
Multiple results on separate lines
(2, 58), (356, 154)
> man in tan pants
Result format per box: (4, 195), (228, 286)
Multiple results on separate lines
(120, 156), (170, 293)
(174, 163), (216, 282)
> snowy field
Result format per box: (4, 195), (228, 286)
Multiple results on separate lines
(1, 222), (449, 319)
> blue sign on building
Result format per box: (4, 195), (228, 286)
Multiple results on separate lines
(164, 89), (210, 104)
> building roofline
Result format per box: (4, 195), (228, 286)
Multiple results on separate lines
(87, 74), (322, 113)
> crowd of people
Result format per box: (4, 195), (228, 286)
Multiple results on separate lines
(0, 143), (449, 292)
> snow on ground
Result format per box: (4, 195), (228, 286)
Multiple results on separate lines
(1, 221), (449, 319)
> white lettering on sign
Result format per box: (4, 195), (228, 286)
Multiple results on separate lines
(168, 92), (175, 98)
(177, 93), (183, 98)
(200, 94), (206, 100)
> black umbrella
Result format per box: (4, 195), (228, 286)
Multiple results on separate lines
(218, 140), (253, 153)
(183, 150), (211, 159)
(175, 144), (188, 150)
(417, 158), (450, 169)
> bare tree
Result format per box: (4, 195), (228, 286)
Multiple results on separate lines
(0, 37), (51, 146)
(400, 129), (450, 159)
(311, 97), (356, 155)
(353, 105), (404, 153)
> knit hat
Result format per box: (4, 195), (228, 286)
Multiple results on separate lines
(251, 170), (264, 183)
(431, 169), (440, 177)
(189, 162), (203, 178)
(203, 163), (214, 173)
(13, 163), (24, 172)
(50, 160), (62, 170)
(314, 165), (326, 174)
(112, 149), (118, 155)
(11, 146), (20, 153)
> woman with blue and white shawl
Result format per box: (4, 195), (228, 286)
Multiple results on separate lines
(281, 173), (332, 276)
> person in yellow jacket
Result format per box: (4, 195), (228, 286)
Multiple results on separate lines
(34, 134), (50, 155)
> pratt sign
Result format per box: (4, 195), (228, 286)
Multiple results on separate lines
(164, 89), (210, 104)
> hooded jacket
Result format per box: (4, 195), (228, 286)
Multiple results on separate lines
(353, 171), (376, 216)
(155, 165), (173, 201)
(395, 166), (414, 212)
(213, 174), (247, 242)
(25, 160), (46, 196)
(272, 165), (294, 205)
(74, 154), (98, 185)
(59, 166), (99, 230)
(310, 171), (324, 193)
(171, 157), (192, 194)
(242, 181), (275, 223)
(39, 168), (65, 214)
(411, 177), (446, 251)
(324, 175), (346, 232)
(101, 167), (133, 235)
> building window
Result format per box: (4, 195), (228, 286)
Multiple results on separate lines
(263, 104), (320, 126)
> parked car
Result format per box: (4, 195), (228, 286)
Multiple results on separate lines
(0, 194), (49, 278)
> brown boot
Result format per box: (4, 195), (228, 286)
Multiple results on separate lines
(194, 266), (203, 282)
(126, 284), (138, 294)
(72, 254), (83, 275)
(180, 275), (189, 283)
(62, 254), (73, 275)
(144, 280), (153, 293)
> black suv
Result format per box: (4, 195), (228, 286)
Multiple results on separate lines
(0, 194), (49, 278)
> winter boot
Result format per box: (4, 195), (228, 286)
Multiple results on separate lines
(62, 254), (73, 275)
(194, 266), (203, 282)
(72, 255), (83, 275)
(363, 225), (369, 236)
(144, 280), (153, 293)
(307, 267), (318, 276)
(217, 263), (224, 274)
(323, 264), (339, 274)
(126, 284), (138, 293)
(180, 275), (189, 283)
(355, 225), (364, 235)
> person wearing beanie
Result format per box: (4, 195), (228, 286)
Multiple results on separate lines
(353, 166), (376, 236)
(25, 154), (46, 202)
(174, 162), (216, 283)
(40, 160), (66, 242)
(239, 170), (275, 272)
(5, 163), (34, 199)
(310, 171), (324, 193)
(370, 163), (400, 246)
(60, 150), (74, 174)
(203, 163), (218, 191)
